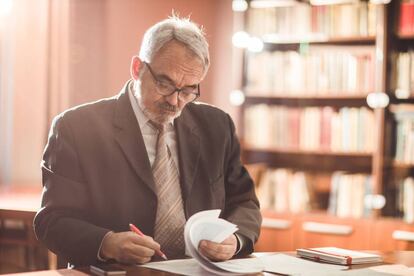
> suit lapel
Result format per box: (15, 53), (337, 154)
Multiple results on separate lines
(175, 107), (201, 205)
(113, 82), (155, 194)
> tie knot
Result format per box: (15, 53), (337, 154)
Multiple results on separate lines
(149, 121), (165, 133)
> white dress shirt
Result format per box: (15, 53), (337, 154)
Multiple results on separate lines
(127, 82), (179, 169)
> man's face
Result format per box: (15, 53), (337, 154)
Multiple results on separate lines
(132, 40), (205, 125)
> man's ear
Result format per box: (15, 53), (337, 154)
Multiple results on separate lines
(130, 56), (143, 80)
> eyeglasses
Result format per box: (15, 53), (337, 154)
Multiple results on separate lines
(143, 62), (200, 102)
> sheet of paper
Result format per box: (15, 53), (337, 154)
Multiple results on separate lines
(259, 254), (348, 276)
(140, 258), (264, 276)
(184, 209), (264, 275)
(369, 264), (414, 276)
(213, 258), (265, 274)
(140, 258), (211, 276)
(143, 210), (264, 275)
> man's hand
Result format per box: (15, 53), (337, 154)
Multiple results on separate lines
(100, 231), (161, 264)
(198, 234), (238, 261)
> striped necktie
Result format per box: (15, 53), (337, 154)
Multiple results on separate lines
(151, 122), (186, 258)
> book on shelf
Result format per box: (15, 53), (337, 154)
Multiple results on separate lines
(247, 2), (376, 38)
(244, 105), (375, 153)
(296, 247), (382, 265)
(397, 177), (414, 223)
(256, 169), (317, 213)
(246, 46), (375, 95)
(256, 168), (372, 218)
(399, 0), (414, 36)
(394, 106), (414, 164)
(328, 172), (372, 218)
(395, 51), (414, 99)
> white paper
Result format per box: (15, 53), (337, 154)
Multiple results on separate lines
(184, 209), (263, 275)
(259, 253), (348, 276)
(140, 209), (264, 275)
(141, 258), (265, 276)
(369, 264), (414, 276)
(141, 258), (211, 276)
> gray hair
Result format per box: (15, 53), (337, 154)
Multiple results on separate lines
(139, 15), (210, 74)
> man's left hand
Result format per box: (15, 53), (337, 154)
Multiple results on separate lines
(198, 234), (238, 261)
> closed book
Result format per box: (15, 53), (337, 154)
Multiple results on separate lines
(296, 247), (382, 265)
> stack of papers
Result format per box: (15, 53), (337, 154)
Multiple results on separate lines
(142, 209), (264, 275)
(296, 247), (383, 265)
(183, 209), (263, 275)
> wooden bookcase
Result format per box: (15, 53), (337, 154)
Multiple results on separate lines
(237, 0), (414, 251)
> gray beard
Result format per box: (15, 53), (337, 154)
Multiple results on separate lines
(141, 105), (181, 125)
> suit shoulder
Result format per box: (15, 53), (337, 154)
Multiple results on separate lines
(188, 101), (228, 117)
(52, 95), (118, 125)
(183, 101), (234, 132)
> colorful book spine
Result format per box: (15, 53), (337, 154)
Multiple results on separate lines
(244, 105), (375, 153)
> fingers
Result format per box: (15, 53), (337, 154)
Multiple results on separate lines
(129, 232), (161, 252)
(107, 232), (161, 264)
(117, 243), (154, 264)
(198, 235), (238, 261)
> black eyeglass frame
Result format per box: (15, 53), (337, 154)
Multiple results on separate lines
(143, 62), (201, 102)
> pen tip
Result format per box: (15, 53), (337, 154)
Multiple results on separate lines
(162, 254), (168, 260)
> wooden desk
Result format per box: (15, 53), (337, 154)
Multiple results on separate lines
(0, 186), (53, 270)
(3, 251), (414, 276)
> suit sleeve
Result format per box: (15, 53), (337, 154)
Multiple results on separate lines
(222, 114), (262, 256)
(33, 115), (110, 265)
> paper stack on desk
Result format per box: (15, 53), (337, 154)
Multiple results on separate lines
(141, 209), (264, 275)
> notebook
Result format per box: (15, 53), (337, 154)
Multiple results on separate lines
(296, 247), (383, 265)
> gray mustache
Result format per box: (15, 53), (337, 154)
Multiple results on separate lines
(159, 102), (179, 112)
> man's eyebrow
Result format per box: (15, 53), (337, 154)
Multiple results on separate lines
(157, 73), (174, 83)
(157, 73), (199, 88)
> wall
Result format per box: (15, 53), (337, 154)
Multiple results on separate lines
(0, 0), (235, 186)
(104, 0), (234, 111)
(0, 0), (49, 185)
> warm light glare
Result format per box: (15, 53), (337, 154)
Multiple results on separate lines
(0, 0), (12, 16)
(229, 90), (245, 106)
(232, 0), (248, 12)
(310, 0), (360, 5)
(366, 92), (390, 109)
(248, 37), (264, 52)
(250, 0), (297, 8)
(232, 31), (250, 48)
(364, 194), (386, 210)
(369, 0), (391, 4)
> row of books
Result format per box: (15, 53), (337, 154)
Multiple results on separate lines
(396, 177), (414, 223)
(327, 172), (372, 219)
(247, 2), (376, 38)
(394, 51), (414, 99)
(246, 47), (375, 95)
(399, 0), (414, 36)
(394, 106), (414, 164)
(244, 105), (375, 153)
(256, 168), (372, 218)
(256, 169), (315, 213)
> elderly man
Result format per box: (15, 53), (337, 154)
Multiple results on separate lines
(34, 16), (261, 266)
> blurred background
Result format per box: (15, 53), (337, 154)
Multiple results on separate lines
(1, 0), (414, 274)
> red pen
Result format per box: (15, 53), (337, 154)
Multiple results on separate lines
(129, 223), (168, 260)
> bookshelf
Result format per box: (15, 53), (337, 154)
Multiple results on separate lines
(236, 0), (414, 251)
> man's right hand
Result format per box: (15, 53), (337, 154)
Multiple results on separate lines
(100, 231), (161, 264)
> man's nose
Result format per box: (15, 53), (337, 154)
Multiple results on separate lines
(165, 91), (179, 106)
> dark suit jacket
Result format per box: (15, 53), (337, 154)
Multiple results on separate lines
(34, 81), (261, 265)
